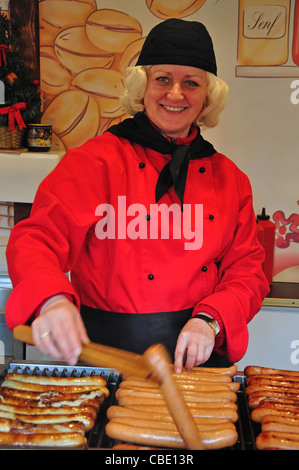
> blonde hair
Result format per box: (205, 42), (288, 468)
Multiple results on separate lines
(120, 66), (229, 128)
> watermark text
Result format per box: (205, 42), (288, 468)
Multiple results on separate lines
(290, 80), (299, 105)
(95, 196), (203, 250)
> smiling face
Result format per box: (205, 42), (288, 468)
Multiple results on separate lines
(143, 64), (208, 139)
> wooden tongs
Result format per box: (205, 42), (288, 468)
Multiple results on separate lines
(14, 325), (205, 450)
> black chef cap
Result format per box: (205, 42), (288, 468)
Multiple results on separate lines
(136, 18), (217, 76)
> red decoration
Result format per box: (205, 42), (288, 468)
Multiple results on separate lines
(273, 210), (299, 248)
(0, 44), (9, 66)
(0, 102), (27, 131)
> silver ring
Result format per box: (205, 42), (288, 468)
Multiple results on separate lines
(39, 331), (50, 340)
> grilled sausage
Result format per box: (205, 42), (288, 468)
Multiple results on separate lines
(261, 415), (299, 434)
(109, 416), (236, 433)
(127, 371), (232, 383)
(119, 379), (240, 393)
(5, 372), (107, 387)
(0, 387), (106, 403)
(105, 421), (238, 449)
(117, 395), (238, 410)
(245, 365), (299, 378)
(106, 405), (234, 425)
(246, 375), (299, 390)
(112, 443), (162, 450)
(246, 383), (299, 395)
(0, 408), (94, 431)
(0, 431), (86, 447)
(122, 404), (238, 422)
(189, 365), (237, 376)
(0, 394), (101, 411)
(248, 390), (299, 409)
(251, 402), (299, 422)
(0, 417), (85, 434)
(256, 431), (299, 450)
(115, 387), (237, 403)
(1, 378), (108, 394)
(171, 372), (232, 383)
(0, 402), (96, 419)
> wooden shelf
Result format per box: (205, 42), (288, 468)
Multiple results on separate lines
(263, 282), (299, 308)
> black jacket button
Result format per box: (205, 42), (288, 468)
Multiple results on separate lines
(139, 162), (146, 168)
(148, 274), (154, 280)
(199, 167), (206, 173)
(201, 266), (208, 272)
(209, 214), (214, 220)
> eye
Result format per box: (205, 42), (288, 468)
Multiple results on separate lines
(184, 80), (199, 88)
(155, 76), (170, 84)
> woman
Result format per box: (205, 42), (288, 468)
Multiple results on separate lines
(5, 19), (269, 371)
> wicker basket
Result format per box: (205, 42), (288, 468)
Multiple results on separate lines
(0, 126), (24, 149)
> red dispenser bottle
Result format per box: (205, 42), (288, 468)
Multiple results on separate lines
(257, 208), (275, 286)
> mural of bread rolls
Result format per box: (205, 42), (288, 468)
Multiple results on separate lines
(40, 1), (208, 150)
(145, 0), (207, 19)
(41, 90), (100, 150)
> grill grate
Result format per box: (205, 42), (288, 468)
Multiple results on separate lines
(0, 363), (259, 450)
(234, 378), (257, 450)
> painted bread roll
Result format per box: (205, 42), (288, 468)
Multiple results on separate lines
(40, 46), (72, 95)
(71, 67), (124, 118)
(39, 0), (96, 34)
(41, 90), (100, 150)
(54, 26), (114, 74)
(145, 0), (207, 19)
(118, 37), (146, 73)
(86, 9), (142, 53)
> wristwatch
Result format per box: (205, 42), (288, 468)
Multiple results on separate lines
(194, 314), (220, 336)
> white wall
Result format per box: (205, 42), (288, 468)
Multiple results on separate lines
(237, 306), (299, 371)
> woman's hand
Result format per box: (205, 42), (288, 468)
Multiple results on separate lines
(174, 315), (215, 373)
(32, 296), (89, 365)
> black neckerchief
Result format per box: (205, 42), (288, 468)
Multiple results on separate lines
(106, 112), (216, 209)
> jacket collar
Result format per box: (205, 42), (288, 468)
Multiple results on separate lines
(107, 112), (216, 208)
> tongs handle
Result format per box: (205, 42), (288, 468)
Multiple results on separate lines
(144, 344), (205, 450)
(13, 325), (151, 379)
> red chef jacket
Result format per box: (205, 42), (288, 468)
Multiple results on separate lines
(5, 122), (269, 363)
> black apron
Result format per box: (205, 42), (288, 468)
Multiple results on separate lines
(80, 305), (231, 368)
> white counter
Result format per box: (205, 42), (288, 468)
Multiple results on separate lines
(0, 150), (64, 203)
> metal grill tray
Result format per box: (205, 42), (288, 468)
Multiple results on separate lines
(0, 362), (259, 450)
(0, 360), (122, 449)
